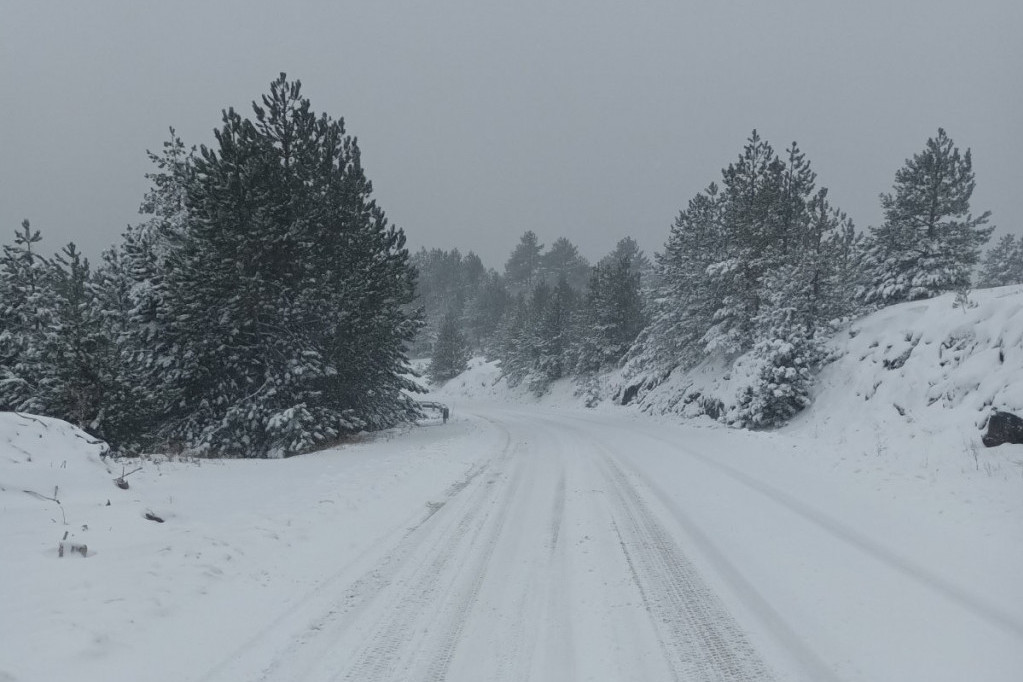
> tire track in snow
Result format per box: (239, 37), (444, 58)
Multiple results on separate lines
(197, 419), (515, 682)
(420, 462), (526, 681)
(602, 456), (775, 681)
(549, 470), (566, 553)
(629, 426), (1023, 643)
(337, 444), (525, 681)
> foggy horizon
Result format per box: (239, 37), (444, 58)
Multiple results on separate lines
(2, 0), (1020, 270)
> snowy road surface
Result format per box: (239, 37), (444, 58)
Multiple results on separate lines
(4, 406), (1022, 681)
(204, 409), (775, 682)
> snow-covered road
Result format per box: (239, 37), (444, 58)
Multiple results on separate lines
(203, 409), (774, 682)
(197, 406), (1022, 682)
(4, 406), (1022, 681)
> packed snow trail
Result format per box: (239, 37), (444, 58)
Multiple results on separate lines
(186, 406), (1023, 681)
(508, 407), (1023, 682)
(197, 410), (776, 682)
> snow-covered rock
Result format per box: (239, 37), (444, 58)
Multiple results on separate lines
(801, 285), (1023, 444)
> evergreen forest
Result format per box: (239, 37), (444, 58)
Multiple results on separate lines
(2, 74), (1015, 455)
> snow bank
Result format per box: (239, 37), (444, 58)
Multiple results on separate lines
(0, 409), (496, 682)
(1, 413), (113, 547)
(778, 285), (1023, 491)
(807, 285), (1023, 435)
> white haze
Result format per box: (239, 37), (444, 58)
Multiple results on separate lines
(1, 0), (1020, 268)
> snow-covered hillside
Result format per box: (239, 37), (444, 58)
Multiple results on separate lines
(625, 285), (1023, 440)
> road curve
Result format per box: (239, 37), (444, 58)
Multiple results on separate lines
(198, 405), (1023, 681)
(198, 407), (787, 681)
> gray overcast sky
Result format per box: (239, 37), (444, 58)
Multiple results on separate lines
(2, 0), (1020, 269)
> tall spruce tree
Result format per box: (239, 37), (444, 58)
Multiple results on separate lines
(860, 128), (993, 305)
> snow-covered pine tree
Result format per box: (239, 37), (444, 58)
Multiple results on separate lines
(87, 245), (152, 448)
(634, 183), (727, 375)
(408, 248), (491, 357)
(859, 128), (993, 305)
(624, 132), (859, 425)
(576, 249), (645, 373)
(733, 155), (850, 428)
(736, 301), (823, 429)
(36, 243), (120, 431)
(428, 310), (470, 382)
(977, 234), (1023, 288)
(529, 275), (578, 393)
(606, 237), (653, 291)
(0, 221), (51, 413)
(463, 271), (510, 351)
(702, 131), (788, 356)
(540, 237), (591, 290)
(495, 292), (531, 386)
(504, 231), (544, 292)
(151, 74), (421, 457)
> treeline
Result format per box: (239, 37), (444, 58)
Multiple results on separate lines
(0, 75), (421, 457)
(413, 235), (650, 393)
(3, 86), (1018, 451)
(420, 128), (1015, 428)
(626, 128), (1008, 427)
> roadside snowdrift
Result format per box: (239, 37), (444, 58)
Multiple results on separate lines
(1, 413), (113, 553)
(0, 410), (494, 682)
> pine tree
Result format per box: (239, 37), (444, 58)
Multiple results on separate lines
(409, 248), (491, 356)
(606, 237), (652, 289)
(0, 221), (51, 413)
(702, 131), (788, 355)
(38, 244), (119, 431)
(90, 246), (149, 447)
(977, 234), (1023, 288)
(504, 231), (544, 290)
(635, 183), (727, 373)
(148, 74), (421, 457)
(464, 271), (510, 351)
(626, 131), (859, 426)
(529, 276), (578, 392)
(860, 128), (993, 305)
(428, 310), (470, 382)
(496, 293), (531, 386)
(541, 237), (590, 290)
(576, 250), (645, 373)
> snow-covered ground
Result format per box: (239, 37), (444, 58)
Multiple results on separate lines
(3, 287), (1023, 681)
